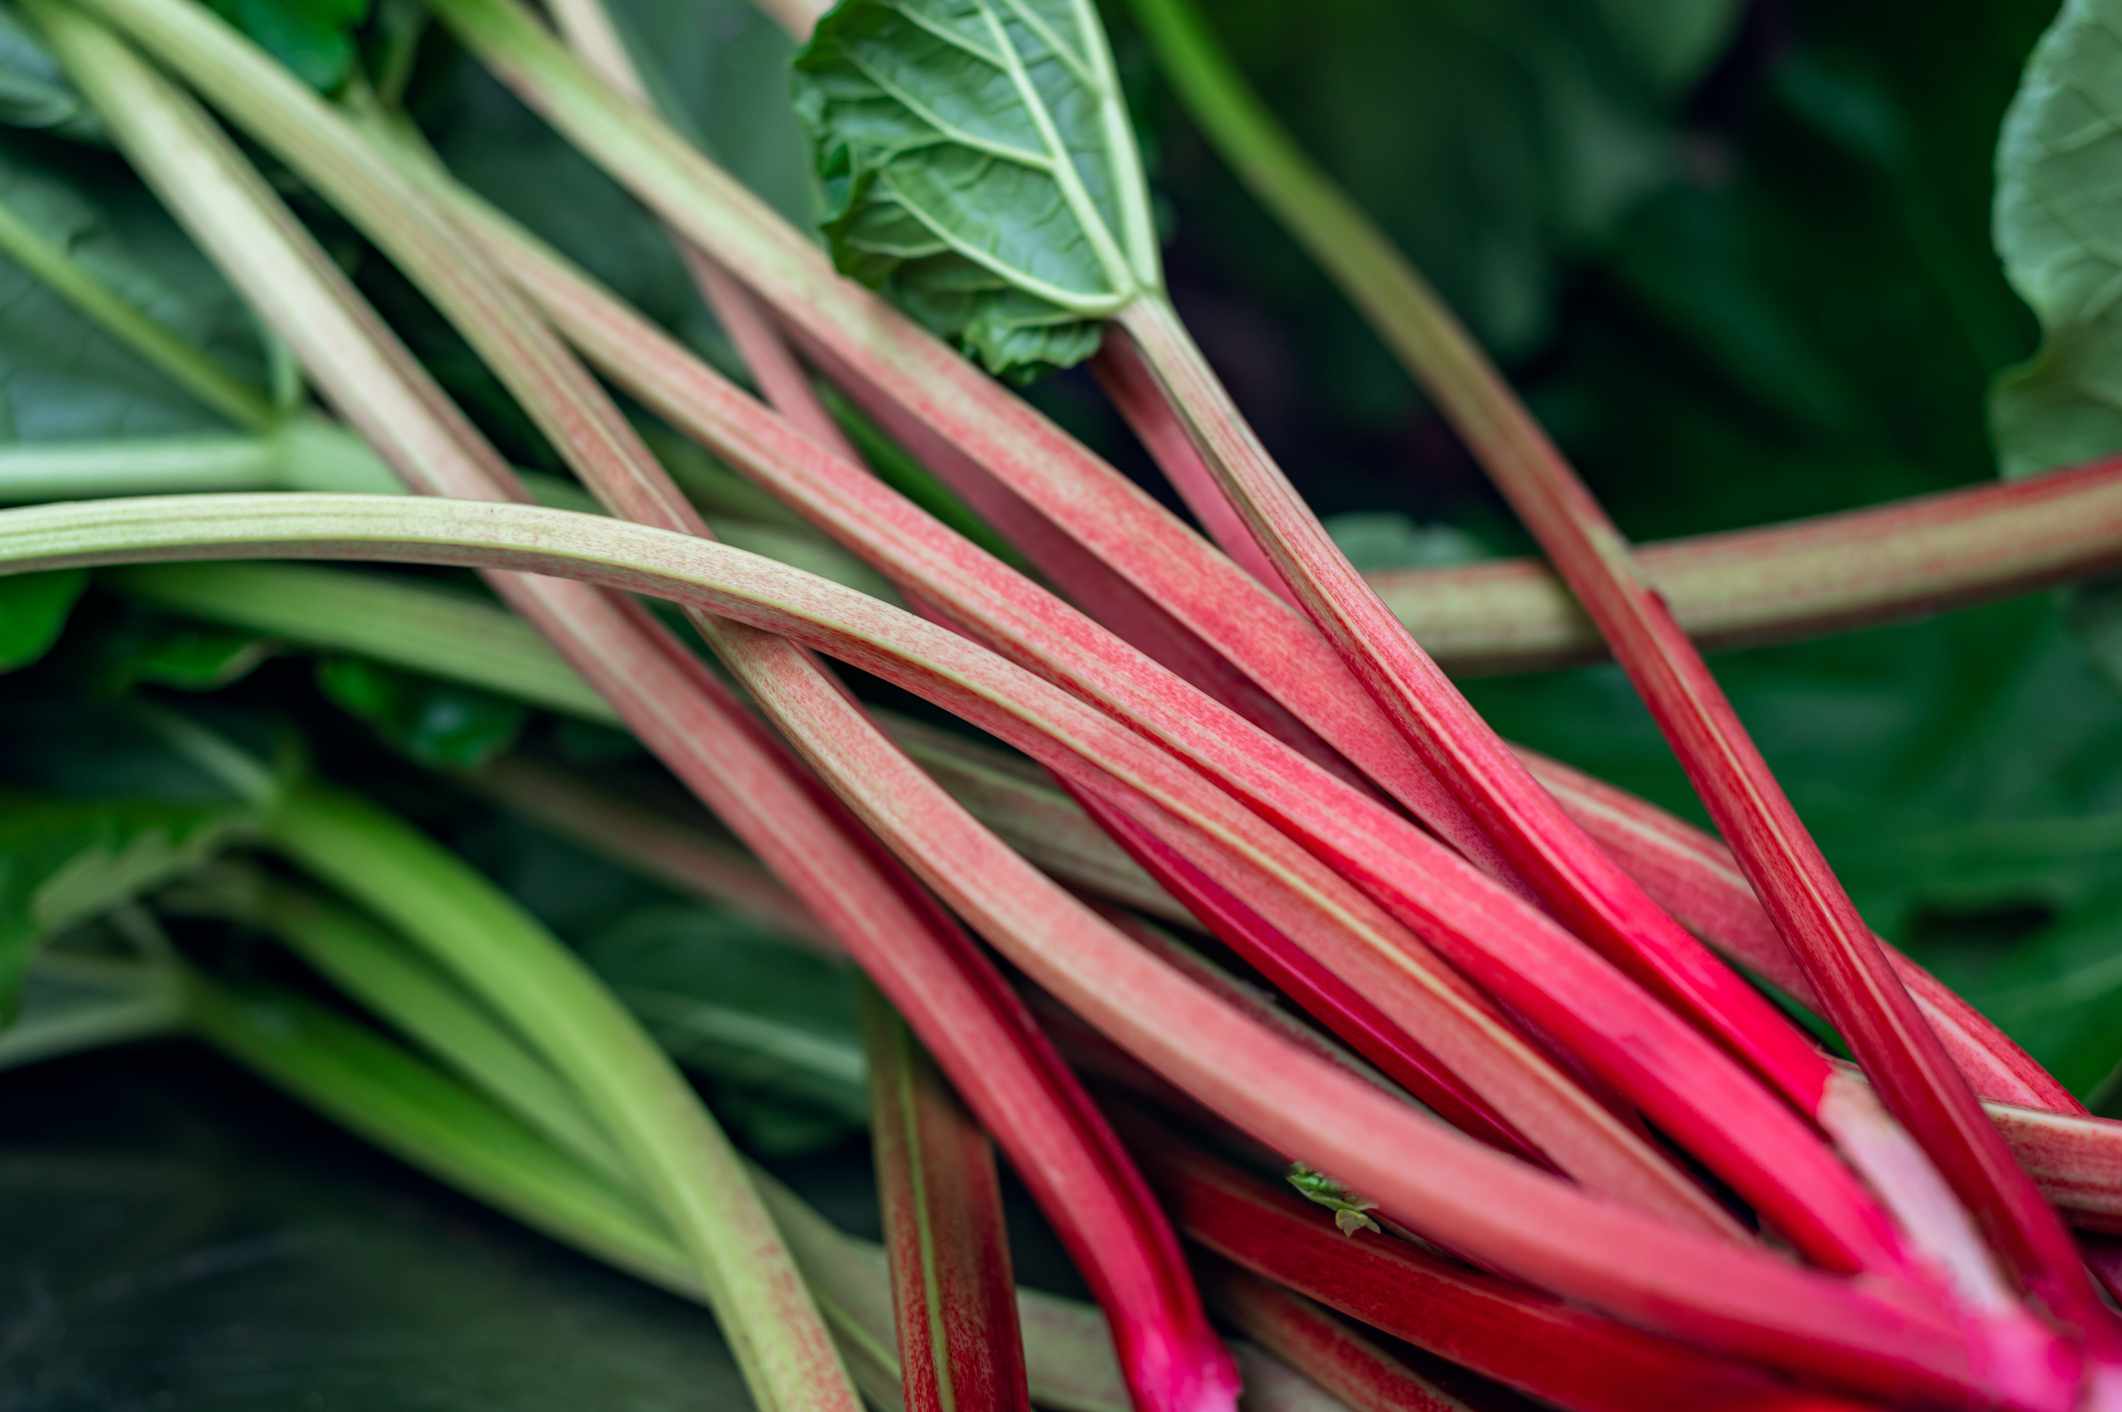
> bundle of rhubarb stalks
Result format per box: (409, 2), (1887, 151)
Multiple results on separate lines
(9, 0), (2122, 1408)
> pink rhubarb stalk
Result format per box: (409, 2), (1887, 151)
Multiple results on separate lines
(413, 189), (1966, 1278)
(58, 9), (1237, 1405)
(404, 13), (1989, 1280)
(0, 487), (2084, 1411)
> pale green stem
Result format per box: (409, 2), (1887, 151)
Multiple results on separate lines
(187, 972), (704, 1290)
(192, 965), (1156, 1411)
(109, 560), (615, 716)
(0, 434), (279, 501)
(184, 861), (630, 1183)
(251, 779), (845, 1407)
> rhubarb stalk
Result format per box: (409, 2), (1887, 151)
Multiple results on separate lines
(42, 10), (1232, 1408)
(0, 486), (2080, 1410)
(1115, 0), (2107, 1335)
(861, 984), (1034, 1412)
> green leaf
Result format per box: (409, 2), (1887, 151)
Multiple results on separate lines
(419, 0), (814, 380)
(0, 9), (102, 141)
(0, 1049), (757, 1411)
(793, 0), (1164, 381)
(583, 904), (869, 1146)
(1992, 0), (2122, 479)
(1284, 1161), (1379, 1237)
(0, 699), (288, 1019)
(0, 796), (255, 1018)
(204, 0), (373, 94)
(1322, 512), (1486, 576)
(0, 139), (265, 442)
(1932, 885), (2122, 1100)
(315, 658), (528, 769)
(92, 614), (275, 692)
(0, 570), (85, 672)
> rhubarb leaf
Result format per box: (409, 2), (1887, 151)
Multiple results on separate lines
(316, 658), (528, 769)
(0, 705), (282, 1017)
(584, 904), (869, 1135)
(792, 0), (1164, 381)
(0, 142), (263, 442)
(0, 797), (256, 1019)
(93, 617), (275, 693)
(0, 11), (100, 141)
(1992, 0), (2122, 479)
(204, 0), (372, 94)
(0, 571), (85, 672)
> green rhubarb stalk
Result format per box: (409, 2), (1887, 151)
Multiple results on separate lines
(260, 781), (854, 1394)
(180, 861), (626, 1181)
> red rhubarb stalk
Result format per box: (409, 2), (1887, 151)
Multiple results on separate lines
(1142, 1137), (1876, 1412)
(1207, 1269), (1479, 1412)
(439, 197), (1935, 1278)
(0, 487), (2083, 1411)
(394, 18), (1983, 1283)
(1117, 0), (2105, 1332)
(860, 986), (1032, 1412)
(1377, 297), (2105, 1337)
(59, 12), (1238, 1406)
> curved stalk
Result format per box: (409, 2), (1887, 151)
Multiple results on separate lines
(1112, 0), (2102, 1334)
(45, 14), (1232, 1408)
(265, 782), (858, 1403)
(49, 431), (2122, 677)
(186, 862), (626, 1181)
(377, 157), (1942, 1274)
(1144, 1139), (1872, 1412)
(107, 558), (2076, 1121)
(0, 487), (2075, 1409)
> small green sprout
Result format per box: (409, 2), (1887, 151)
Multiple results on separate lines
(1286, 1162), (1381, 1237)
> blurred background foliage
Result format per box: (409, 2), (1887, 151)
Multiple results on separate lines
(6, 0), (2122, 1403)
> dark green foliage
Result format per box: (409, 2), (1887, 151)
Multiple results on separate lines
(315, 659), (529, 769)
